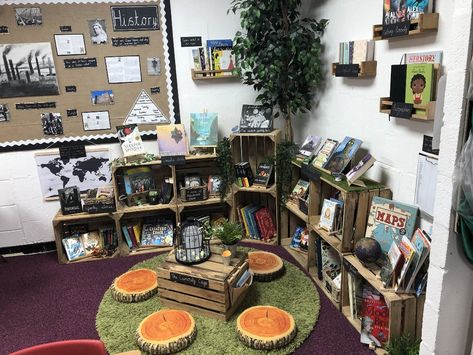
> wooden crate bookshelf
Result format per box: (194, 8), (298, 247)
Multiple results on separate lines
(341, 254), (419, 348)
(52, 210), (118, 264)
(229, 130), (281, 244)
(373, 13), (439, 40)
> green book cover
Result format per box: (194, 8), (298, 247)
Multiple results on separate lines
(405, 63), (434, 106)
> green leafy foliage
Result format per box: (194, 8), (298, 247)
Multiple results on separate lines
(213, 218), (243, 245)
(276, 141), (299, 206)
(229, 0), (327, 140)
(385, 334), (420, 355)
(216, 137), (235, 200)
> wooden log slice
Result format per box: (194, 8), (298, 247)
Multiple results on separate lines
(236, 305), (297, 350)
(136, 310), (197, 355)
(248, 251), (285, 282)
(111, 268), (158, 303)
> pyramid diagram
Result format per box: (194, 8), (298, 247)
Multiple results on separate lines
(124, 90), (170, 124)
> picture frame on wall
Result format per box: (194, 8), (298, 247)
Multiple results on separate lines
(81, 110), (111, 131)
(54, 34), (86, 56)
(104, 55), (142, 84)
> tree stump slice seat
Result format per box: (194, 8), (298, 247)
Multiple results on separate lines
(111, 268), (158, 303)
(136, 309), (196, 355)
(248, 251), (285, 282)
(236, 305), (297, 350)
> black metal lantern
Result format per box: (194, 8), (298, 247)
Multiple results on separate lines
(174, 218), (211, 265)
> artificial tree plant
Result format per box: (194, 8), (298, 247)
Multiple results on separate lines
(229, 0), (327, 141)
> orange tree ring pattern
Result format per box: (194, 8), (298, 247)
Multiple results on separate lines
(110, 268), (158, 303)
(248, 251), (285, 282)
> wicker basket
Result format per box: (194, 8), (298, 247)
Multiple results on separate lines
(179, 183), (209, 202)
(83, 187), (116, 213)
(322, 269), (341, 304)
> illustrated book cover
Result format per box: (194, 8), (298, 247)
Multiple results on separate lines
(62, 236), (86, 261)
(156, 124), (189, 157)
(319, 198), (338, 232)
(253, 163), (273, 187)
(116, 124), (145, 157)
(404, 50), (442, 64)
(365, 196), (419, 254)
(324, 136), (362, 174)
(312, 139), (338, 169)
(396, 235), (416, 290)
(81, 231), (102, 255)
(346, 153), (376, 186)
(206, 39), (233, 76)
(141, 220), (174, 246)
(404, 228), (431, 292)
(383, 0), (433, 26)
(290, 179), (310, 201)
(240, 104), (273, 133)
(298, 135), (322, 159)
(58, 186), (82, 215)
(360, 284), (389, 346)
(123, 167), (155, 194)
(404, 63), (435, 106)
(190, 112), (218, 147)
(254, 207), (276, 241)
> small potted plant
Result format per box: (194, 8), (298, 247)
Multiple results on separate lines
(213, 218), (243, 257)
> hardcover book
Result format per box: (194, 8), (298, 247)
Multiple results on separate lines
(141, 220), (174, 246)
(156, 124), (189, 157)
(396, 235), (416, 290)
(365, 196), (419, 254)
(312, 139), (338, 169)
(254, 207), (276, 241)
(253, 163), (273, 187)
(58, 186), (82, 215)
(62, 236), (86, 261)
(206, 39), (233, 75)
(405, 63), (435, 107)
(360, 284), (389, 346)
(346, 153), (376, 186)
(390, 64), (407, 103)
(324, 136), (362, 174)
(116, 124), (145, 157)
(190, 112), (218, 147)
(207, 175), (222, 195)
(290, 179), (310, 201)
(124, 167), (155, 194)
(81, 231), (102, 255)
(240, 105), (273, 133)
(319, 198), (338, 232)
(298, 135), (322, 159)
(404, 228), (431, 292)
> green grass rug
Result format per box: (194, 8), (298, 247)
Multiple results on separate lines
(96, 251), (320, 354)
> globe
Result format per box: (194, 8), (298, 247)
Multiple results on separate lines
(354, 238), (382, 263)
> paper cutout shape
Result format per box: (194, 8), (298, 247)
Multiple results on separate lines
(124, 90), (169, 125)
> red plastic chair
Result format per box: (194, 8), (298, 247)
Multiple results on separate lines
(10, 339), (107, 355)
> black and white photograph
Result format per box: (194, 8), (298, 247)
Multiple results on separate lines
(105, 56), (141, 84)
(147, 57), (161, 76)
(54, 34), (86, 56)
(239, 104), (273, 133)
(0, 43), (60, 99)
(15, 8), (42, 26)
(41, 112), (64, 135)
(0, 104), (10, 122)
(81, 110), (111, 131)
(88, 19), (108, 44)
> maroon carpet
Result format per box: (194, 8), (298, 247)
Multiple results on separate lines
(0, 243), (372, 355)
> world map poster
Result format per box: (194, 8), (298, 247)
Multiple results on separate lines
(35, 148), (111, 199)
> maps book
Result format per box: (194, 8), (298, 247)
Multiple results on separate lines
(240, 104), (273, 133)
(324, 136), (362, 174)
(253, 163), (273, 187)
(116, 124), (145, 158)
(312, 139), (338, 169)
(365, 196), (419, 254)
(58, 186), (82, 215)
(346, 153), (376, 186)
(156, 124), (189, 157)
(190, 112), (218, 147)
(404, 63), (435, 106)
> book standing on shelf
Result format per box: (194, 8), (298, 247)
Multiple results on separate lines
(290, 179), (309, 202)
(239, 104), (273, 133)
(365, 196), (419, 254)
(253, 163), (273, 187)
(58, 186), (82, 215)
(206, 39), (234, 76)
(319, 198), (340, 233)
(235, 162), (254, 187)
(405, 63), (435, 107)
(360, 284), (388, 347)
(383, 0), (433, 25)
(141, 219), (174, 246)
(116, 124), (145, 158)
(296, 135), (322, 161)
(346, 153), (376, 186)
(338, 40), (374, 64)
(324, 136), (362, 174)
(312, 138), (338, 169)
(395, 235), (416, 290)
(62, 236), (86, 261)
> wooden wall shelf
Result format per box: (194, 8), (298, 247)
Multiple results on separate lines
(373, 13), (439, 40)
(332, 61), (377, 78)
(379, 97), (436, 121)
(191, 69), (239, 80)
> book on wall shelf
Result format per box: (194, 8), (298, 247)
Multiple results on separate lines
(338, 40), (375, 65)
(404, 63), (435, 107)
(383, 0), (434, 26)
(365, 196), (419, 254)
(404, 50), (442, 64)
(206, 39), (235, 76)
(345, 153), (376, 186)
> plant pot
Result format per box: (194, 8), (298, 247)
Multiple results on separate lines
(223, 243), (238, 258)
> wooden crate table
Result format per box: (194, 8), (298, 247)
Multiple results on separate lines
(156, 246), (251, 321)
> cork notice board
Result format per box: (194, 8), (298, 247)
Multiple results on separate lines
(0, 0), (176, 149)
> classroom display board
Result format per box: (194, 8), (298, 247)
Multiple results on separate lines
(0, 0), (176, 149)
